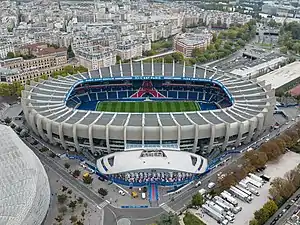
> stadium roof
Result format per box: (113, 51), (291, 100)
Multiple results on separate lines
(257, 61), (300, 89)
(96, 149), (208, 174)
(0, 125), (50, 225)
(22, 62), (273, 127)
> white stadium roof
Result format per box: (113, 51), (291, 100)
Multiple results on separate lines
(0, 125), (50, 225)
(97, 149), (208, 174)
(257, 61), (300, 89)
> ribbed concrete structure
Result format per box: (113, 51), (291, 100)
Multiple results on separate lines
(0, 125), (50, 225)
(21, 62), (275, 157)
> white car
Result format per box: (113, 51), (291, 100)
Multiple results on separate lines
(208, 182), (216, 189)
(118, 190), (125, 196)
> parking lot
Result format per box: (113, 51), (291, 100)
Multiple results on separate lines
(197, 151), (300, 225)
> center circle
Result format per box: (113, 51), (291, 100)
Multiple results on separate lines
(117, 218), (131, 225)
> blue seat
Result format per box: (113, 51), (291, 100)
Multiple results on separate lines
(178, 91), (187, 99)
(97, 92), (107, 100)
(108, 92), (117, 100)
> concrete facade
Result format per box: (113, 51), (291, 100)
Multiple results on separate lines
(21, 62), (275, 157)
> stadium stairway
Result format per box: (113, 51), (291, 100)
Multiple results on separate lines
(148, 183), (159, 204)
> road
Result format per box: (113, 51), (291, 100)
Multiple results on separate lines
(23, 118), (295, 225)
(133, 50), (176, 62)
(265, 188), (300, 225)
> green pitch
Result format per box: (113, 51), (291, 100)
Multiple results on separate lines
(96, 101), (200, 113)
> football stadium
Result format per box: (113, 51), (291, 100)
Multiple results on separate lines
(22, 62), (275, 186)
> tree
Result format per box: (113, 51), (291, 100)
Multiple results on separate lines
(254, 207), (269, 225)
(4, 117), (12, 124)
(58, 205), (68, 215)
(7, 52), (15, 59)
(116, 55), (121, 63)
(64, 163), (70, 169)
(68, 200), (77, 212)
(280, 46), (288, 54)
(72, 170), (80, 178)
(156, 213), (180, 225)
(191, 193), (204, 207)
(82, 174), (93, 184)
(78, 197), (84, 204)
(40, 74), (49, 80)
(76, 221), (84, 225)
(181, 27), (187, 33)
(183, 212), (206, 225)
(263, 200), (278, 218)
(171, 52), (184, 63)
(57, 194), (68, 204)
(249, 219), (259, 225)
(98, 188), (108, 196)
(67, 45), (75, 58)
(70, 215), (78, 223)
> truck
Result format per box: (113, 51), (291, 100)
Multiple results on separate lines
(235, 185), (253, 197)
(248, 186), (260, 196)
(202, 204), (229, 225)
(206, 200), (227, 216)
(229, 187), (252, 203)
(245, 177), (262, 188)
(220, 191), (238, 207)
(225, 214), (235, 223)
(214, 196), (242, 214)
(239, 180), (249, 189)
(249, 173), (264, 183)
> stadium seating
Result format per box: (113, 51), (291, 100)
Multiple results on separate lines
(65, 79), (232, 111)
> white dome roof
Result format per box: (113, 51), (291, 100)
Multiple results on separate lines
(0, 125), (50, 225)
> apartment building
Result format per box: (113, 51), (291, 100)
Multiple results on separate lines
(116, 39), (151, 60)
(0, 42), (14, 59)
(75, 45), (116, 70)
(0, 43), (68, 84)
(174, 30), (213, 57)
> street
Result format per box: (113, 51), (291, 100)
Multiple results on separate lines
(21, 117), (296, 225)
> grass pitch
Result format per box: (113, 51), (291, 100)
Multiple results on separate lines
(96, 101), (200, 113)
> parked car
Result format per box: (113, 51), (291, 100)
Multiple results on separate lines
(119, 190), (126, 196)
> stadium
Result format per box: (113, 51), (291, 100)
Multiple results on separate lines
(0, 125), (50, 225)
(22, 62), (275, 186)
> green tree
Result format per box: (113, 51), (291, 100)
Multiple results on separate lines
(64, 163), (70, 169)
(263, 200), (278, 218)
(116, 55), (121, 63)
(254, 207), (269, 225)
(57, 194), (68, 204)
(40, 74), (49, 80)
(280, 46), (288, 54)
(58, 205), (68, 215)
(192, 193), (204, 207)
(171, 52), (184, 63)
(156, 213), (180, 225)
(7, 52), (15, 59)
(249, 219), (259, 225)
(68, 201), (77, 212)
(70, 215), (78, 223)
(67, 44), (75, 58)
(183, 212), (206, 225)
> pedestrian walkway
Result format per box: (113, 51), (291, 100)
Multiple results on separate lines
(160, 203), (176, 214)
(97, 200), (109, 210)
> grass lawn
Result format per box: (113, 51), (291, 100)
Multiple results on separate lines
(96, 101), (200, 113)
(183, 212), (206, 225)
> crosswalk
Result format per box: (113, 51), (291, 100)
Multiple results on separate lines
(160, 203), (176, 214)
(97, 200), (110, 210)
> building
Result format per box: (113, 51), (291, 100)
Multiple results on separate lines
(22, 61), (274, 153)
(0, 44), (68, 84)
(0, 42), (14, 59)
(75, 46), (116, 70)
(116, 39), (151, 60)
(0, 124), (50, 225)
(174, 30), (213, 57)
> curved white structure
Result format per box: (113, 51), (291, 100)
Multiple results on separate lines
(21, 62), (275, 157)
(0, 125), (50, 225)
(97, 149), (208, 175)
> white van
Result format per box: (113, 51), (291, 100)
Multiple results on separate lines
(195, 180), (202, 187)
